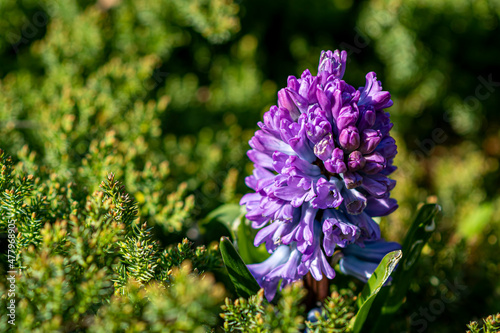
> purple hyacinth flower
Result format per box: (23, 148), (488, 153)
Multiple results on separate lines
(241, 49), (399, 301)
(249, 245), (304, 301)
(298, 220), (336, 281)
(310, 177), (343, 209)
(322, 209), (360, 255)
(339, 256), (380, 283)
(339, 240), (402, 282)
(359, 72), (393, 110)
(341, 187), (367, 215)
(248, 245), (291, 285)
(364, 194), (398, 217)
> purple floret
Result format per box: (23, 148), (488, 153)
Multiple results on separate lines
(339, 240), (402, 283)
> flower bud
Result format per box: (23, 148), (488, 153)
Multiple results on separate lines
(324, 148), (346, 174)
(339, 126), (360, 151)
(347, 150), (365, 171)
(336, 105), (358, 132)
(358, 108), (376, 131)
(363, 152), (386, 174)
(359, 129), (382, 154)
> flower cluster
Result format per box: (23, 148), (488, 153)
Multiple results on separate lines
(241, 50), (399, 301)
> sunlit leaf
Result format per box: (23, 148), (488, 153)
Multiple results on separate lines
(220, 236), (260, 298)
(351, 250), (403, 333)
(365, 204), (441, 333)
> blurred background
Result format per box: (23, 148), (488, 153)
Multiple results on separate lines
(0, 0), (499, 331)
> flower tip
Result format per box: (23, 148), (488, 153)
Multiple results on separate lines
(318, 49), (347, 80)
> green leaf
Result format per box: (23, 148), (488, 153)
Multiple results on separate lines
(220, 236), (261, 298)
(236, 215), (270, 264)
(382, 204), (441, 313)
(201, 204), (242, 242)
(205, 204), (269, 264)
(365, 204), (441, 333)
(351, 250), (403, 333)
(205, 203), (242, 225)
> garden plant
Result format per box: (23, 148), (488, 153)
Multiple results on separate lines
(0, 0), (500, 332)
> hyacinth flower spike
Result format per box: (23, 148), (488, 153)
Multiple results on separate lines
(241, 49), (400, 301)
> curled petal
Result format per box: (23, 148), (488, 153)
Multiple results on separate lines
(330, 88), (343, 125)
(316, 88), (331, 120)
(248, 245), (291, 285)
(348, 212), (381, 241)
(260, 105), (294, 139)
(300, 203), (318, 245)
(306, 106), (332, 144)
(300, 221), (336, 280)
(282, 114), (316, 162)
(278, 88), (300, 120)
(274, 176), (315, 207)
(282, 154), (322, 178)
(250, 130), (297, 156)
(310, 178), (343, 209)
(322, 209), (360, 255)
(364, 195), (398, 217)
(287, 75), (300, 91)
(342, 240), (402, 262)
(244, 165), (274, 190)
(299, 70), (319, 104)
(286, 88), (309, 114)
(359, 72), (393, 110)
(254, 222), (281, 248)
(361, 174), (396, 198)
(247, 149), (273, 170)
(376, 136), (397, 161)
(339, 255), (379, 283)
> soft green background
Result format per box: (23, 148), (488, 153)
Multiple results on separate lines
(1, 0), (500, 331)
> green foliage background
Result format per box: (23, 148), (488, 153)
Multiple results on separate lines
(0, 0), (500, 332)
